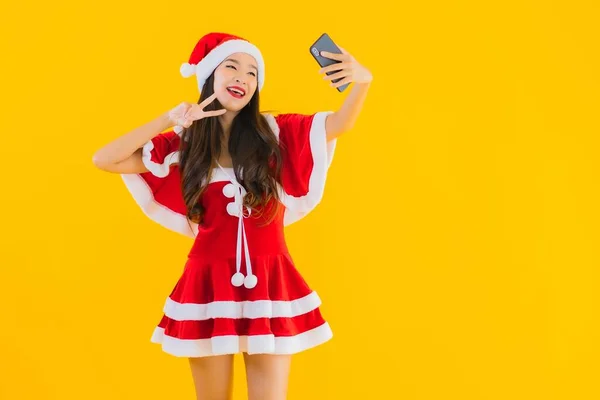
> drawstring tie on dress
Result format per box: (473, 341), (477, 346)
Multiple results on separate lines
(217, 162), (257, 289)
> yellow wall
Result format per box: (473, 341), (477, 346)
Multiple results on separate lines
(1, 1), (599, 399)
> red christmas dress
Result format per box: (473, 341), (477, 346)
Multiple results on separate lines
(121, 111), (336, 357)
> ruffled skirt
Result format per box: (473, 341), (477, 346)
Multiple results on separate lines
(150, 252), (333, 357)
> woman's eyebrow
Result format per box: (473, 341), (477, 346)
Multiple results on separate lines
(225, 58), (258, 71)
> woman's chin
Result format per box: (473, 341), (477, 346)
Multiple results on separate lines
(222, 101), (249, 113)
(215, 93), (250, 113)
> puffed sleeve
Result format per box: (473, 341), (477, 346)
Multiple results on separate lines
(269, 111), (337, 225)
(120, 131), (197, 237)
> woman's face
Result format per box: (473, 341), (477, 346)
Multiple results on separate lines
(213, 52), (259, 112)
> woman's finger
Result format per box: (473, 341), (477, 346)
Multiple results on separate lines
(204, 109), (227, 118)
(320, 50), (347, 61)
(319, 62), (351, 74)
(332, 76), (352, 88)
(185, 104), (202, 119)
(199, 92), (219, 109)
(323, 70), (350, 81)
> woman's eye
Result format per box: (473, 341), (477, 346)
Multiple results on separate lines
(248, 72), (256, 77)
(226, 65), (236, 70)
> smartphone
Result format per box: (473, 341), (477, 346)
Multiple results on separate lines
(309, 33), (350, 92)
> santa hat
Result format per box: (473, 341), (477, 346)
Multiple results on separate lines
(179, 32), (265, 93)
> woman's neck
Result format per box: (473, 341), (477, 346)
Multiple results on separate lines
(218, 111), (238, 161)
(218, 111), (238, 141)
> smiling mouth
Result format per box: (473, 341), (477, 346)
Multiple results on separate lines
(226, 86), (246, 99)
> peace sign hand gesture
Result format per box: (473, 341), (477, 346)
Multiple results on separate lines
(169, 93), (227, 133)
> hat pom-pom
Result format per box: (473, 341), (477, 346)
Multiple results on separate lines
(180, 62), (196, 77)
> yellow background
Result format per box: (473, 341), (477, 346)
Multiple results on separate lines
(1, 1), (599, 399)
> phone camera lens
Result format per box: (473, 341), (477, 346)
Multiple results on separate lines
(311, 47), (319, 56)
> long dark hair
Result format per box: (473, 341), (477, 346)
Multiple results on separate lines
(178, 71), (283, 226)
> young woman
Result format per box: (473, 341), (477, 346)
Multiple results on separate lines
(93, 32), (372, 400)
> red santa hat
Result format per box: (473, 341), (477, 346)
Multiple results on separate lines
(179, 32), (265, 93)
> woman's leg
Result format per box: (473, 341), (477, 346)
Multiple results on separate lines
(243, 353), (293, 400)
(188, 355), (235, 400)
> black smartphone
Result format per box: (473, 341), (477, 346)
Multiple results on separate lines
(309, 33), (350, 92)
